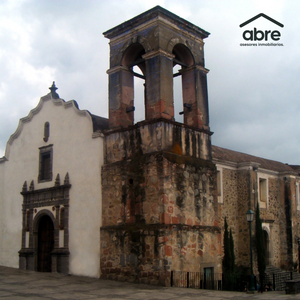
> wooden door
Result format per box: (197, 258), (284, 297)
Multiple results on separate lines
(204, 267), (214, 289)
(37, 215), (54, 272)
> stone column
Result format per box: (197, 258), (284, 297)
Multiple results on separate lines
(64, 205), (69, 248)
(28, 208), (34, 248)
(143, 50), (174, 121)
(54, 206), (60, 249)
(181, 65), (209, 129)
(51, 255), (58, 273)
(19, 208), (27, 271)
(21, 208), (26, 249)
(107, 66), (134, 128)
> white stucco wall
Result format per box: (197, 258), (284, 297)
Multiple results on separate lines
(0, 160), (5, 265)
(0, 94), (103, 278)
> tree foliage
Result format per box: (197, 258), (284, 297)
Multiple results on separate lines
(223, 218), (237, 290)
(230, 228), (235, 273)
(223, 218), (235, 272)
(223, 217), (231, 272)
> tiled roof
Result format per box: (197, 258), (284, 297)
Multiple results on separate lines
(212, 145), (296, 173)
(89, 114), (109, 132)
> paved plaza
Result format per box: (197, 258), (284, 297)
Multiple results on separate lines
(0, 266), (299, 299)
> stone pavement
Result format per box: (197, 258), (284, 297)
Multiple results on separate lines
(0, 266), (300, 300)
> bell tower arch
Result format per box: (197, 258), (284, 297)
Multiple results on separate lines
(103, 5), (210, 130)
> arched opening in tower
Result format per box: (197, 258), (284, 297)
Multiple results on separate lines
(133, 65), (145, 123)
(173, 64), (183, 123)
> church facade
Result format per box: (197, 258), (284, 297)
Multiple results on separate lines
(0, 6), (299, 285)
(0, 85), (108, 278)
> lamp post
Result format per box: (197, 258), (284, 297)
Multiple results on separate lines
(246, 209), (255, 292)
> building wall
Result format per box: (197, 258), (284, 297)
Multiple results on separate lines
(0, 160), (7, 266)
(217, 162), (300, 272)
(259, 175), (282, 268)
(218, 167), (251, 267)
(0, 95), (103, 278)
(292, 179), (300, 268)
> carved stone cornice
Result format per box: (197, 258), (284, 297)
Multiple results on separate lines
(21, 183), (71, 209)
(142, 49), (175, 60)
(106, 65), (130, 75)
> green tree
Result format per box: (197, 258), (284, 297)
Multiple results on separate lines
(230, 228), (235, 273)
(223, 218), (237, 290)
(223, 217), (231, 272)
(255, 203), (266, 292)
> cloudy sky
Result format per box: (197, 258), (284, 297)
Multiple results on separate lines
(1, 0), (300, 164)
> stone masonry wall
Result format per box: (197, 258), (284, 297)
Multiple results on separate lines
(101, 136), (220, 285)
(105, 120), (212, 165)
(259, 177), (282, 268)
(219, 168), (251, 268)
(219, 166), (298, 272)
(100, 225), (221, 285)
(236, 169), (252, 268)
(292, 179), (300, 270)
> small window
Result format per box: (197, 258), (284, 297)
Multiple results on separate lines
(217, 171), (221, 196)
(259, 178), (268, 207)
(43, 122), (50, 142)
(41, 153), (50, 179)
(216, 168), (223, 203)
(38, 145), (53, 182)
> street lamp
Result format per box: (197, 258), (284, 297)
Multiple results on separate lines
(246, 209), (255, 292)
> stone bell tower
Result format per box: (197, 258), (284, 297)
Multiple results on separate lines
(101, 6), (221, 286)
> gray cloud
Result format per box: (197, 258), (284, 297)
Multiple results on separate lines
(1, 0), (299, 165)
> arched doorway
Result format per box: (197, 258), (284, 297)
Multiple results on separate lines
(263, 229), (269, 265)
(37, 215), (54, 272)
